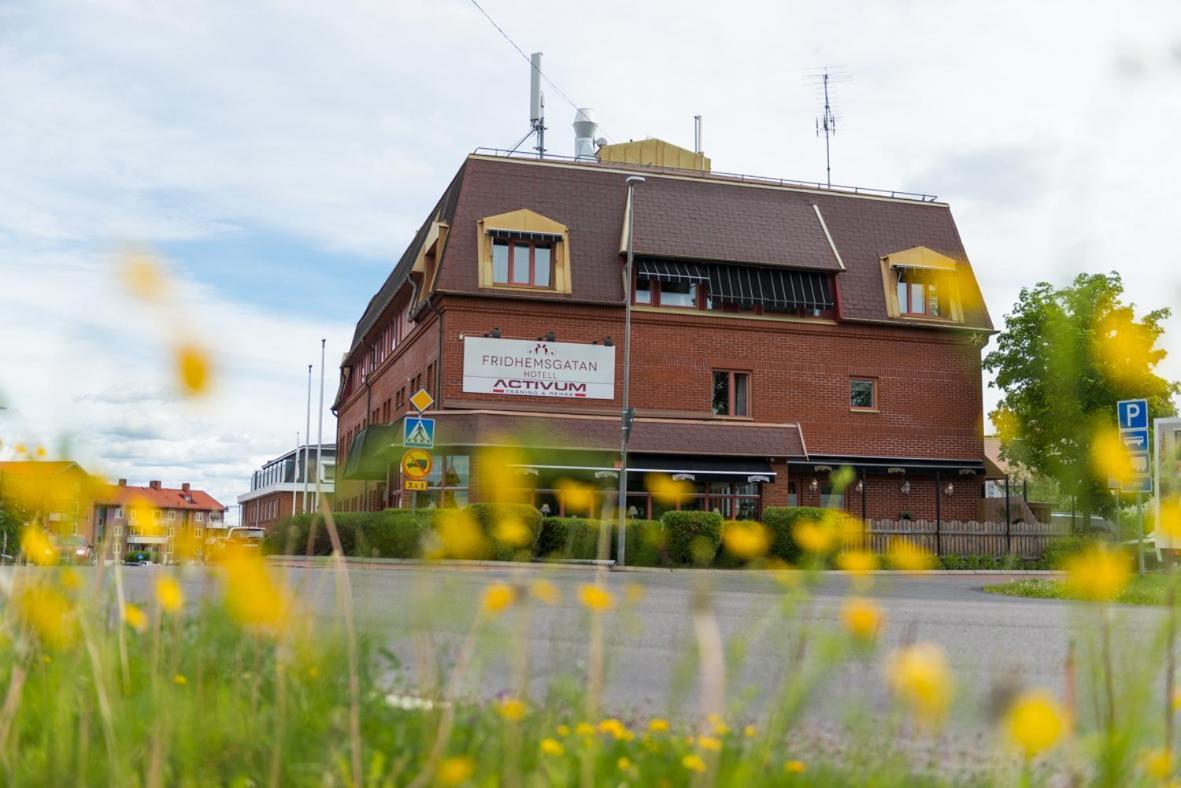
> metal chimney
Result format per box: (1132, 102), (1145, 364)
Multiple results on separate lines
(573, 108), (598, 161)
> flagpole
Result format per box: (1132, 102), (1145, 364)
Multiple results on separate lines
(316, 338), (326, 514)
(304, 364), (312, 514)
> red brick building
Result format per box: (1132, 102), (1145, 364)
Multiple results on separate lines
(94, 479), (226, 562)
(238, 444), (336, 531)
(333, 142), (994, 524)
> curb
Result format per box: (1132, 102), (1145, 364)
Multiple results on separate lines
(265, 556), (1063, 577)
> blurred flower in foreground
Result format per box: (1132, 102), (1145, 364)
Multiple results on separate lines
(497, 697), (527, 722)
(1091, 423), (1135, 489)
(434, 510), (490, 560)
(1064, 544), (1130, 601)
(156, 575), (184, 614)
(836, 550), (878, 575)
(20, 527), (56, 567)
(473, 444), (532, 504)
(123, 603), (148, 633)
(530, 579), (560, 605)
(682, 754), (706, 773)
(646, 473), (691, 507)
(793, 516), (837, 555)
(539, 738), (564, 756)
(1004, 691), (1065, 759)
(785, 759), (806, 774)
(222, 548), (290, 632)
(175, 343), (212, 397)
(481, 583), (516, 615)
(578, 584), (615, 612)
(556, 478), (596, 516)
(438, 756), (475, 785)
(887, 539), (937, 571)
(1158, 496), (1181, 539)
(492, 515), (531, 547)
(885, 642), (953, 727)
(722, 520), (769, 559)
(648, 718), (670, 732)
(841, 598), (883, 642)
(15, 584), (76, 649)
(1093, 311), (1160, 388)
(119, 250), (167, 302)
(1140, 748), (1173, 780)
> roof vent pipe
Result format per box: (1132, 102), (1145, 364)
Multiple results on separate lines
(573, 108), (598, 161)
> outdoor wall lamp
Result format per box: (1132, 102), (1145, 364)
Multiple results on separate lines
(537, 331), (556, 342)
(808, 478), (819, 493)
(945, 483), (955, 495)
(855, 480), (864, 493)
(486, 327), (501, 338)
(900, 481), (911, 495)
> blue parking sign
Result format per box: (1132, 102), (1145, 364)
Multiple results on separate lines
(1118, 399), (1148, 430)
(403, 416), (435, 449)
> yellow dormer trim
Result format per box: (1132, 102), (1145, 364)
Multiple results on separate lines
(882, 246), (959, 272)
(477, 209), (572, 293)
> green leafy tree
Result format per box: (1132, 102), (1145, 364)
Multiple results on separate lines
(984, 273), (1177, 522)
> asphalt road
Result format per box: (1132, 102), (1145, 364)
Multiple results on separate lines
(108, 562), (1169, 736)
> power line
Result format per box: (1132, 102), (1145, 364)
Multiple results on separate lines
(466, 0), (581, 112)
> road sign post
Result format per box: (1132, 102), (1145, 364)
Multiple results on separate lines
(1117, 399), (1152, 574)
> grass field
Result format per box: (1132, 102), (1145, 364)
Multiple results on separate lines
(985, 573), (1179, 606)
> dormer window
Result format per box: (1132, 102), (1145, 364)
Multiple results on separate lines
(491, 238), (553, 288)
(881, 246), (964, 322)
(896, 268), (944, 317)
(477, 209), (571, 293)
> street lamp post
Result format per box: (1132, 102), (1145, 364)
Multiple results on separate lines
(617, 175), (645, 567)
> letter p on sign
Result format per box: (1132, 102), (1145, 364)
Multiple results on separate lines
(1118, 399), (1148, 430)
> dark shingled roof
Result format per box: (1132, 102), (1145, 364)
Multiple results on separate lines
(347, 153), (992, 356)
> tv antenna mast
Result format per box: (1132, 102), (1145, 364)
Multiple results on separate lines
(806, 66), (850, 186)
(508, 52), (546, 158)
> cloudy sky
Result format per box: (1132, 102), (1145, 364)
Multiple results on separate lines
(2, 0), (1179, 517)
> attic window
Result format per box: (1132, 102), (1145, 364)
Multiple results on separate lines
(477, 209), (571, 294)
(881, 246), (964, 322)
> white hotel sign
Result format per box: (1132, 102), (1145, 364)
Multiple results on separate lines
(462, 336), (615, 400)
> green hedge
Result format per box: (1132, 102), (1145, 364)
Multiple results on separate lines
(761, 506), (829, 563)
(662, 511), (723, 566)
(537, 517), (665, 565)
(265, 510), (436, 559)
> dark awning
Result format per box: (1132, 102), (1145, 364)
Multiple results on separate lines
(706, 265), (833, 310)
(636, 258), (709, 282)
(487, 228), (563, 242)
(342, 424), (402, 480)
(787, 455), (986, 474)
(627, 454), (776, 480)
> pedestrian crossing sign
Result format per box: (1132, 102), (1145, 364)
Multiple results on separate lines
(403, 416), (435, 449)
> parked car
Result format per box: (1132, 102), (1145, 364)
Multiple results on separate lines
(206, 527), (265, 562)
(1050, 513), (1117, 538)
(52, 533), (94, 565)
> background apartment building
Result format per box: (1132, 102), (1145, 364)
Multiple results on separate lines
(238, 443), (336, 531)
(94, 479), (226, 562)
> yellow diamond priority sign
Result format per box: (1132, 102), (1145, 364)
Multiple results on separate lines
(409, 388), (434, 413)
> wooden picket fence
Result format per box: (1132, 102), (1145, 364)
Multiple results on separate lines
(858, 519), (1073, 559)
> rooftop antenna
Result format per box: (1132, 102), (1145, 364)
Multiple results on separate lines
(806, 66), (850, 187)
(508, 51), (546, 158)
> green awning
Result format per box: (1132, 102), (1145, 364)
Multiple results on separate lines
(342, 424), (402, 480)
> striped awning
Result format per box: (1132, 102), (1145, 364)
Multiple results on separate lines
(706, 266), (833, 310)
(635, 258), (709, 282)
(487, 228), (563, 241)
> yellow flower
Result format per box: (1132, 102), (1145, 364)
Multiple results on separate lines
(556, 478), (597, 516)
(540, 738), (564, 756)
(743, 724), (757, 738)
(493, 517), (531, 547)
(836, 550), (878, 575)
(175, 343), (212, 396)
(34, 446), (46, 458)
(885, 642), (954, 727)
(497, 697), (527, 722)
(530, 579), (560, 605)
(60, 568), (81, 591)
(841, 598), (884, 641)
(707, 713), (729, 735)
(120, 250), (168, 301)
(1064, 544), (1130, 601)
(1141, 748), (1174, 780)
(1159, 496), (1181, 539)
(481, 583), (516, 615)
(156, 575), (184, 614)
(617, 756), (632, 770)
(578, 584), (615, 612)
(173, 674), (187, 686)
(785, 759), (806, 774)
(556, 724), (571, 736)
(123, 603), (148, 633)
(1004, 691), (1065, 759)
(575, 722), (595, 737)
(697, 735), (722, 751)
(1091, 423), (1135, 488)
(598, 718), (627, 739)
(1093, 311), (1159, 388)
(682, 754), (706, 773)
(722, 520), (770, 559)
(438, 756), (474, 784)
(21, 527), (57, 566)
(648, 717), (670, 733)
(222, 549), (290, 632)
(646, 473), (692, 506)
(887, 539), (936, 571)
(793, 518), (837, 554)
(434, 510), (490, 560)
(14, 584), (77, 649)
